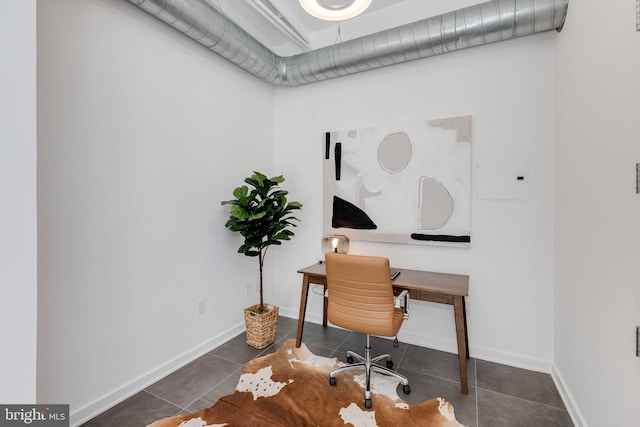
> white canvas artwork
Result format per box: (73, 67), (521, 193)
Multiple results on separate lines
(322, 116), (472, 247)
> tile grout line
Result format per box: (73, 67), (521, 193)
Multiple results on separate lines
(145, 350), (246, 415)
(477, 387), (571, 413)
(475, 359), (479, 427)
(183, 332), (296, 413)
(400, 365), (474, 390)
(473, 359), (567, 415)
(181, 364), (246, 412)
(142, 390), (188, 414)
(395, 342), (409, 370)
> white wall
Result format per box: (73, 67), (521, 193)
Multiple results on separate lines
(30, 0), (640, 425)
(0, 0), (38, 403)
(555, 0), (639, 425)
(273, 32), (557, 371)
(36, 0), (275, 423)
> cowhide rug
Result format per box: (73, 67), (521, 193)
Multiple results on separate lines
(147, 339), (465, 427)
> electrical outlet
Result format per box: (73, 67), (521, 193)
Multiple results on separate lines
(196, 299), (206, 315)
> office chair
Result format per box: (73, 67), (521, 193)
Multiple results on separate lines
(325, 253), (410, 409)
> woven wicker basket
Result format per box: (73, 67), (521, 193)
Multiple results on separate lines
(244, 304), (279, 349)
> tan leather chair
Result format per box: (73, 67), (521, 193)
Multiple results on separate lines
(325, 253), (410, 408)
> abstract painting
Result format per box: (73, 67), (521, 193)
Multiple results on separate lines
(323, 116), (471, 247)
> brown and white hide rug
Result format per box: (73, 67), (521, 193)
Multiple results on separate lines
(147, 339), (465, 427)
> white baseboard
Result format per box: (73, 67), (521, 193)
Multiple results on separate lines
(280, 307), (552, 373)
(70, 322), (245, 427)
(551, 365), (588, 427)
(280, 309), (554, 374)
(465, 343), (552, 374)
(278, 307), (321, 324)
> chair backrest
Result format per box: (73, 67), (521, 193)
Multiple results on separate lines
(325, 253), (396, 336)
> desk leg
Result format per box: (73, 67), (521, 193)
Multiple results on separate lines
(463, 297), (469, 359)
(453, 296), (469, 394)
(295, 275), (310, 348)
(322, 284), (328, 327)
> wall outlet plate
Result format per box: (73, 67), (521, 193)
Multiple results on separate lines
(197, 299), (206, 315)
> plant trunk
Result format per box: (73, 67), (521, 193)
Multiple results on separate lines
(258, 250), (264, 312)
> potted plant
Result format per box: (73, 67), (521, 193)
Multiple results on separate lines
(221, 171), (302, 349)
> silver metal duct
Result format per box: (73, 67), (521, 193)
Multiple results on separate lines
(127, 0), (569, 87)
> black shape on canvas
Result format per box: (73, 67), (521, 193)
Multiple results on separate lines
(325, 132), (330, 159)
(334, 142), (342, 180)
(410, 233), (471, 243)
(332, 196), (377, 229)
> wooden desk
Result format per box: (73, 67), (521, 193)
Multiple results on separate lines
(296, 262), (470, 394)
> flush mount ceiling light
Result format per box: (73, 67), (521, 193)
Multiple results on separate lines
(299, 0), (373, 21)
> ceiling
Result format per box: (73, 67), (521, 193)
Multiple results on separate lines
(206, 0), (484, 56)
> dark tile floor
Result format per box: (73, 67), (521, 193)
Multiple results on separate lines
(81, 316), (573, 426)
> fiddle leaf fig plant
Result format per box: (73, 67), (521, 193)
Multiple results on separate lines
(221, 172), (302, 313)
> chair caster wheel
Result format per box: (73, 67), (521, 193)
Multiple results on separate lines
(347, 356), (354, 364)
(386, 360), (393, 369)
(402, 384), (411, 395)
(364, 399), (372, 409)
(329, 377), (336, 386)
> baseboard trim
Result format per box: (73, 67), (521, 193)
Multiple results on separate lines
(70, 322), (245, 427)
(464, 343), (552, 374)
(551, 365), (588, 427)
(279, 309), (552, 373)
(278, 307), (323, 325)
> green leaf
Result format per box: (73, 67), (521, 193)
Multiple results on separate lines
(274, 230), (293, 238)
(229, 205), (250, 219)
(273, 233), (292, 241)
(233, 185), (249, 199)
(248, 211), (266, 221)
(253, 171), (268, 181)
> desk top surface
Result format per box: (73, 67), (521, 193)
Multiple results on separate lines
(297, 262), (469, 297)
